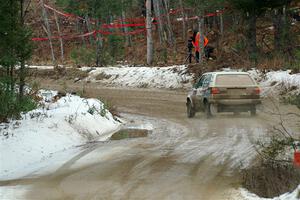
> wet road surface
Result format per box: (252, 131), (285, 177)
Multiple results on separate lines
(1, 81), (299, 200)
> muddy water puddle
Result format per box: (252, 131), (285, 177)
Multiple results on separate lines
(110, 128), (151, 140)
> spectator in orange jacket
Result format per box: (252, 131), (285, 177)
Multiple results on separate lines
(188, 29), (209, 62)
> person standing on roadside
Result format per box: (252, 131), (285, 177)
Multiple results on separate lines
(187, 29), (209, 62)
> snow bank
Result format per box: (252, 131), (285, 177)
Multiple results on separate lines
(85, 65), (299, 92)
(240, 185), (300, 200)
(0, 90), (120, 180)
(248, 69), (300, 96)
(85, 65), (192, 89)
(27, 65), (299, 94)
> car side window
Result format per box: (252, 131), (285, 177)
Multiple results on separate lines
(195, 75), (206, 88)
(202, 74), (212, 88)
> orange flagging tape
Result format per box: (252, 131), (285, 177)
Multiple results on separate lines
(33, 4), (225, 42)
(31, 28), (147, 41)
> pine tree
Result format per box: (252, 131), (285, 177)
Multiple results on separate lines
(0, 0), (33, 121)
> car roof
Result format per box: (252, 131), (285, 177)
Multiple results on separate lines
(202, 71), (250, 75)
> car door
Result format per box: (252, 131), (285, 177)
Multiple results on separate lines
(198, 74), (212, 110)
(192, 75), (206, 111)
(202, 73), (212, 96)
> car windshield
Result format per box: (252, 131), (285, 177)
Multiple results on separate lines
(216, 74), (255, 86)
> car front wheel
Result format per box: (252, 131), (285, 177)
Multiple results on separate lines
(187, 101), (195, 118)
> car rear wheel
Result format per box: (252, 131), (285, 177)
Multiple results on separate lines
(250, 106), (256, 116)
(187, 101), (195, 118)
(210, 104), (218, 116)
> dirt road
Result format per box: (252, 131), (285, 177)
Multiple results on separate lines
(2, 81), (299, 200)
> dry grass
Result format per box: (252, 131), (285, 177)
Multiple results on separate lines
(95, 72), (112, 80)
(28, 68), (88, 80)
(84, 93), (120, 118)
(257, 56), (286, 71)
(242, 161), (300, 198)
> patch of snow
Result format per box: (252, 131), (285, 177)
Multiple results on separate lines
(240, 185), (300, 200)
(248, 69), (300, 96)
(85, 65), (193, 89)
(0, 185), (32, 200)
(26, 65), (68, 70)
(27, 65), (55, 70)
(0, 90), (120, 180)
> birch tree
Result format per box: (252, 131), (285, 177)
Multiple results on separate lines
(198, 17), (205, 63)
(146, 0), (153, 65)
(41, 0), (56, 65)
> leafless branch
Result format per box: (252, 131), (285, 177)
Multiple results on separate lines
(23, 0), (32, 20)
(254, 144), (292, 164)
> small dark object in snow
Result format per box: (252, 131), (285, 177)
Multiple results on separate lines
(57, 91), (66, 97)
(290, 86), (298, 91)
(53, 91), (66, 102)
(85, 67), (96, 73)
(270, 81), (277, 86)
(74, 77), (81, 83)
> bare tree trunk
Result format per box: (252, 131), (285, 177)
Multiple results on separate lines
(122, 11), (131, 47)
(85, 16), (94, 45)
(95, 20), (102, 67)
(179, 0), (187, 41)
(76, 18), (86, 47)
(41, 0), (56, 65)
(246, 12), (258, 64)
(146, 0), (153, 65)
(198, 17), (204, 63)
(10, 65), (14, 92)
(153, 0), (164, 44)
(121, 0), (131, 47)
(220, 13), (224, 37)
(19, 60), (25, 97)
(163, 0), (175, 47)
(54, 11), (64, 64)
(19, 0), (25, 97)
(282, 5), (292, 58)
(273, 9), (283, 52)
(213, 15), (217, 29)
